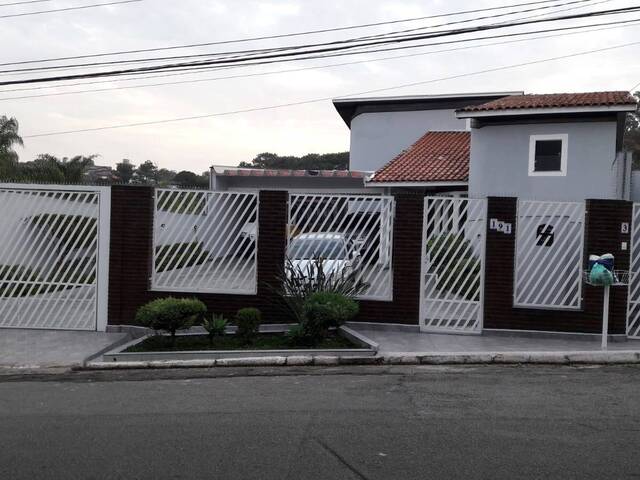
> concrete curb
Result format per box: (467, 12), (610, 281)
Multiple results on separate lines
(81, 350), (640, 370)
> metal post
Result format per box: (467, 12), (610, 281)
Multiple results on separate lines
(602, 284), (610, 350)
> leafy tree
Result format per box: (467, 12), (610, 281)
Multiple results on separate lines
(116, 159), (135, 184)
(135, 160), (159, 184)
(626, 91), (640, 169)
(238, 151), (349, 170)
(58, 155), (97, 183)
(173, 170), (209, 188)
(0, 116), (23, 179)
(157, 168), (176, 186)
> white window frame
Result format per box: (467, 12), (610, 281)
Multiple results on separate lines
(528, 134), (568, 177)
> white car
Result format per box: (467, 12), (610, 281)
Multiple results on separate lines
(287, 232), (361, 277)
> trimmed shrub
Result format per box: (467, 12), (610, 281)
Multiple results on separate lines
(299, 292), (358, 343)
(235, 307), (261, 342)
(202, 313), (228, 344)
(135, 297), (206, 344)
(0, 264), (40, 297)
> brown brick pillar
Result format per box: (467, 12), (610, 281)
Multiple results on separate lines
(483, 196), (632, 334)
(357, 193), (424, 324)
(108, 185), (155, 325)
(585, 199), (633, 335)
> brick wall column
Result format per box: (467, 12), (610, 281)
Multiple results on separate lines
(358, 193), (424, 324)
(108, 185), (154, 325)
(483, 196), (632, 334)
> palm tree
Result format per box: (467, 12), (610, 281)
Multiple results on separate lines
(0, 116), (23, 178)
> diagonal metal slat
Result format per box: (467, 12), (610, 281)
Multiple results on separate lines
(421, 197), (486, 334)
(287, 194), (395, 301)
(514, 200), (585, 309)
(151, 189), (258, 294)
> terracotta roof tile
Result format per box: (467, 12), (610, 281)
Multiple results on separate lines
(460, 91), (637, 112)
(368, 131), (469, 184)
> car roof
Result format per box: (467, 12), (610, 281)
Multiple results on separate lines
(294, 232), (347, 240)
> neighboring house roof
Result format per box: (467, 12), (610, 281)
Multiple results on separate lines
(332, 91), (522, 127)
(215, 168), (367, 178)
(368, 131), (470, 185)
(457, 91), (638, 117)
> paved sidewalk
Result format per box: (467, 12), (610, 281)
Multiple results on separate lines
(349, 325), (640, 354)
(0, 329), (128, 368)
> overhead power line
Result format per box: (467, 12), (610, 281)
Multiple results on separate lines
(4, 17), (639, 101)
(4, 5), (639, 86)
(0, 0), (54, 6)
(0, 0), (594, 75)
(0, 0), (570, 66)
(0, 0), (141, 19)
(22, 39), (640, 138)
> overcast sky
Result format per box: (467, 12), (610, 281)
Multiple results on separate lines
(3, 0), (640, 173)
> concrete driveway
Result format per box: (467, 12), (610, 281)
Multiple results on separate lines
(0, 329), (128, 368)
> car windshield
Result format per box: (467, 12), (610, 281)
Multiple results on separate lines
(288, 237), (347, 260)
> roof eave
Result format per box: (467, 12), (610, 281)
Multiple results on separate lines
(365, 180), (468, 188)
(456, 104), (637, 118)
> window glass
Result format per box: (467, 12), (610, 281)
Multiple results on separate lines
(288, 237), (347, 259)
(534, 139), (562, 172)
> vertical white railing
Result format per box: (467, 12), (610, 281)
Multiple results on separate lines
(513, 200), (585, 310)
(287, 194), (395, 301)
(627, 203), (640, 338)
(151, 189), (258, 294)
(0, 184), (107, 331)
(421, 197), (486, 334)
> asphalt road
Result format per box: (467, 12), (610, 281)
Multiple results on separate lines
(1, 365), (640, 480)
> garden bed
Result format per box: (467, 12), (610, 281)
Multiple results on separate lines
(126, 331), (355, 352)
(102, 325), (377, 362)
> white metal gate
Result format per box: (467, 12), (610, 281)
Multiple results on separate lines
(420, 197), (486, 334)
(288, 194), (394, 300)
(627, 203), (640, 338)
(151, 189), (258, 294)
(0, 185), (109, 331)
(514, 200), (585, 310)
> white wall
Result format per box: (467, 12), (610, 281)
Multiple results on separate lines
(468, 122), (620, 201)
(349, 109), (468, 172)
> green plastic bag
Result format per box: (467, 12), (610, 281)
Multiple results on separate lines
(589, 263), (614, 286)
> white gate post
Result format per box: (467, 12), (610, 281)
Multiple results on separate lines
(96, 187), (111, 332)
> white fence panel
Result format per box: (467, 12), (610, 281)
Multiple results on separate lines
(151, 189), (258, 294)
(288, 194), (394, 301)
(514, 200), (585, 310)
(421, 197), (486, 334)
(627, 203), (640, 338)
(0, 186), (106, 331)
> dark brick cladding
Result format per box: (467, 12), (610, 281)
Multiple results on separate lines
(109, 187), (633, 333)
(108, 186), (290, 325)
(484, 197), (632, 334)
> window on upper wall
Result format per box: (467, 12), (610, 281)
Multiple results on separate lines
(528, 134), (568, 176)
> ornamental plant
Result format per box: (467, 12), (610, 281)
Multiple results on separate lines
(201, 313), (228, 345)
(235, 307), (262, 343)
(135, 297), (206, 345)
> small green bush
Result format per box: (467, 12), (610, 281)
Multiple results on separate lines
(235, 307), (261, 342)
(301, 292), (359, 341)
(202, 313), (228, 344)
(135, 297), (206, 344)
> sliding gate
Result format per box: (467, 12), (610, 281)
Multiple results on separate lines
(628, 203), (640, 338)
(0, 185), (109, 331)
(420, 197), (486, 334)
